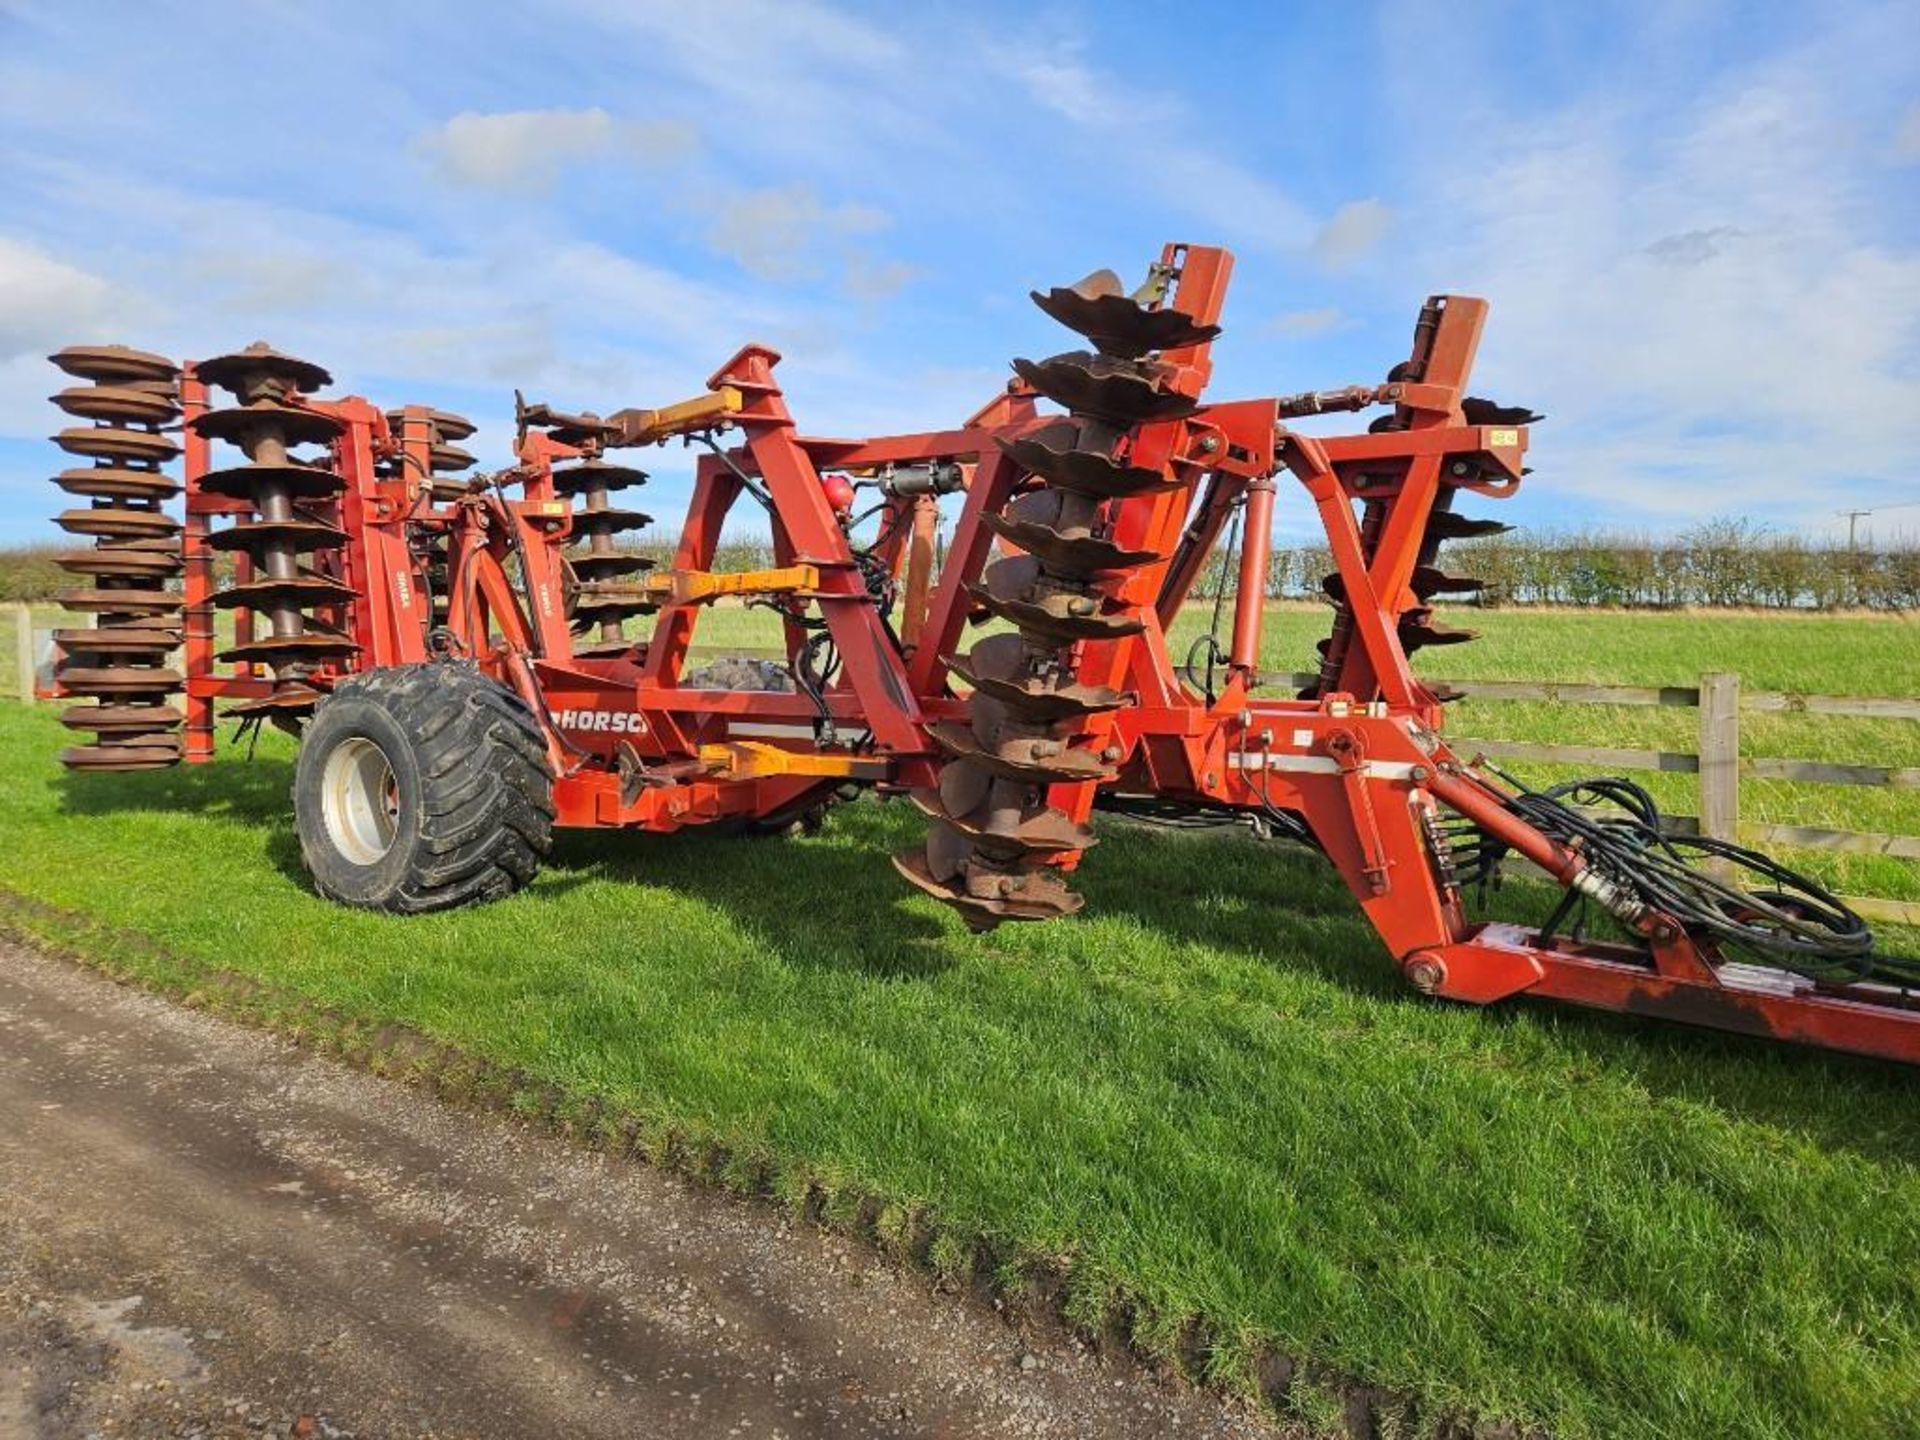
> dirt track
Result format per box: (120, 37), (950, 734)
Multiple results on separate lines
(0, 941), (1283, 1440)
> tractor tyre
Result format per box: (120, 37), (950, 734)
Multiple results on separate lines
(293, 662), (555, 914)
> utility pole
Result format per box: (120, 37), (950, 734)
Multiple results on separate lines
(1838, 508), (1873, 551)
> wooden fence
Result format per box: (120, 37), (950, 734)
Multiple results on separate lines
(12, 609), (1916, 921)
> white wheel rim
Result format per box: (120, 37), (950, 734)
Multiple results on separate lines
(321, 736), (400, 866)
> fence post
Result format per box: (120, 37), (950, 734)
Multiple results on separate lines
(1698, 671), (1740, 843)
(14, 604), (33, 704)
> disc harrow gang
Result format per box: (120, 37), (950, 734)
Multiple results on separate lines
(895, 266), (1207, 929)
(383, 406), (477, 628)
(540, 411), (655, 660)
(191, 342), (355, 725)
(46, 344), (186, 770)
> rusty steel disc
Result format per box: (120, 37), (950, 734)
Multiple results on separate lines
(56, 546), (182, 580)
(1011, 352), (1197, 427)
(194, 343), (331, 397)
(50, 383), (180, 426)
(923, 720), (1112, 787)
(57, 586), (182, 615)
(54, 625), (180, 655)
(60, 736), (184, 771)
(890, 850), (1082, 929)
(567, 551), (653, 580)
(983, 491), (1157, 577)
(571, 505), (653, 535)
(205, 518), (348, 554)
(217, 633), (358, 666)
(55, 506), (181, 540)
(56, 664), (186, 696)
(191, 401), (343, 448)
(966, 555), (1143, 646)
(54, 425), (180, 464)
(429, 442), (476, 472)
(994, 429), (1177, 499)
(197, 460), (345, 501)
(1424, 512), (1512, 543)
(53, 465), (182, 501)
(211, 574), (358, 610)
(945, 634), (1130, 723)
(223, 683), (328, 720)
(1398, 609), (1478, 651)
(384, 407), (476, 442)
(59, 702), (185, 733)
(551, 461), (649, 496)
(48, 345), (178, 386)
(1031, 271), (1220, 359)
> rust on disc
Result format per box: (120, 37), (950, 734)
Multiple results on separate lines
(48, 345), (178, 386)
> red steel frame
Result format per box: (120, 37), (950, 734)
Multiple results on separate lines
(171, 244), (1920, 1066)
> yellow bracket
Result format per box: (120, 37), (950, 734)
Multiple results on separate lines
(651, 564), (820, 606)
(698, 741), (889, 782)
(608, 387), (744, 446)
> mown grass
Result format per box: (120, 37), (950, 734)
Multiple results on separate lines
(0, 696), (1916, 1439)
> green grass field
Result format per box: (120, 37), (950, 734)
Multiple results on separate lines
(1, 601), (1918, 1438)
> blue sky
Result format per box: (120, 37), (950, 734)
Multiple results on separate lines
(2, 0), (1915, 547)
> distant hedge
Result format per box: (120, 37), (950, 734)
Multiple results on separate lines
(7, 519), (1916, 611)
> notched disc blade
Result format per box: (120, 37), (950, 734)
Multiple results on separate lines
(1462, 396), (1543, 427)
(567, 552), (654, 580)
(1424, 512), (1512, 543)
(1012, 352), (1198, 427)
(946, 633), (1130, 723)
(572, 506), (653, 535)
(890, 851), (1083, 929)
(966, 556), (1144, 645)
(552, 461), (650, 496)
(995, 428), (1177, 499)
(983, 495), (1157, 576)
(1398, 608), (1478, 650)
(909, 787), (1095, 858)
(1031, 274), (1221, 359)
(924, 721), (1112, 786)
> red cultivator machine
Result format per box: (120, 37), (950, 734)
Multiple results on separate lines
(45, 243), (1920, 1064)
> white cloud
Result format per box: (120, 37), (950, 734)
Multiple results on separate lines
(703, 184), (890, 281)
(1267, 306), (1349, 338)
(0, 234), (111, 354)
(1394, 66), (1920, 525)
(418, 108), (696, 191)
(1312, 199), (1392, 269)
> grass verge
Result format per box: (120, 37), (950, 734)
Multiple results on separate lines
(0, 700), (1916, 1438)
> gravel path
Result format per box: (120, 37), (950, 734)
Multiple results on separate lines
(0, 941), (1285, 1440)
